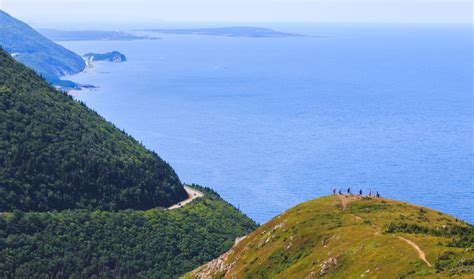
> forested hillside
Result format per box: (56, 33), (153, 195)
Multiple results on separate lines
(0, 10), (85, 86)
(0, 48), (187, 211)
(0, 186), (258, 278)
(0, 48), (258, 277)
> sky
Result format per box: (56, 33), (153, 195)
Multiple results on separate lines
(0, 0), (472, 26)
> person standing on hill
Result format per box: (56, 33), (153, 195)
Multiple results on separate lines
(359, 189), (362, 196)
(338, 189), (342, 195)
(347, 188), (351, 195)
(333, 188), (336, 195)
(376, 191), (380, 198)
(369, 189), (372, 197)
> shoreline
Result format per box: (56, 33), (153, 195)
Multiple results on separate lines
(82, 59), (94, 74)
(61, 58), (97, 94)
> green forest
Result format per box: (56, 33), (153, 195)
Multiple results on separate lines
(0, 47), (188, 211)
(0, 186), (257, 278)
(0, 48), (258, 278)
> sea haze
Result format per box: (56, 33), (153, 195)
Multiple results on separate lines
(62, 24), (473, 224)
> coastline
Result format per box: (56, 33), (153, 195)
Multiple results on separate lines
(61, 58), (97, 94)
(82, 59), (94, 74)
(61, 52), (127, 93)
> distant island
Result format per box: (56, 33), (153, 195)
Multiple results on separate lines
(39, 29), (159, 41)
(138, 26), (307, 38)
(84, 51), (127, 62)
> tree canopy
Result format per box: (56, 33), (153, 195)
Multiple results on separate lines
(0, 186), (258, 278)
(0, 47), (187, 211)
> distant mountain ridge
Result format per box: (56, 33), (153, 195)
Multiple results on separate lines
(39, 28), (158, 41)
(0, 10), (85, 88)
(139, 26), (307, 38)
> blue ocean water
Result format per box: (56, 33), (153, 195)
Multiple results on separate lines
(62, 24), (473, 224)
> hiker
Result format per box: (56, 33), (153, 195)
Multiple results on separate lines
(347, 188), (351, 194)
(338, 189), (342, 195)
(333, 188), (336, 195)
(369, 189), (372, 197)
(359, 189), (362, 196)
(376, 191), (380, 198)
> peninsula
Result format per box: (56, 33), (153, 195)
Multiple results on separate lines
(138, 26), (307, 38)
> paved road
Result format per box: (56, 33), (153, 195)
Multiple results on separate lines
(168, 185), (204, 210)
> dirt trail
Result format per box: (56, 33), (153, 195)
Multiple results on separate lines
(335, 195), (432, 267)
(168, 185), (204, 210)
(337, 195), (362, 211)
(398, 236), (432, 267)
(352, 214), (362, 220)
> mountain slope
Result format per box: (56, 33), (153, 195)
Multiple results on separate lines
(185, 195), (473, 278)
(0, 10), (85, 85)
(0, 186), (257, 278)
(0, 46), (258, 277)
(0, 47), (187, 211)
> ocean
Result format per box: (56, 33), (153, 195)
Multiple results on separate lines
(62, 24), (473, 224)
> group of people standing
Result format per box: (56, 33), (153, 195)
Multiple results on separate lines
(332, 187), (380, 198)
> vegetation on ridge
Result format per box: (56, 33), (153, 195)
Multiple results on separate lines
(0, 186), (258, 278)
(0, 47), (187, 211)
(84, 51), (127, 62)
(185, 195), (474, 278)
(0, 45), (258, 278)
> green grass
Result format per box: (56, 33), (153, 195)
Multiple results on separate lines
(185, 196), (473, 278)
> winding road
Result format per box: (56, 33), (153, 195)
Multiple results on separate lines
(168, 185), (204, 210)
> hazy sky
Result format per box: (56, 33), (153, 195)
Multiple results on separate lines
(0, 0), (472, 26)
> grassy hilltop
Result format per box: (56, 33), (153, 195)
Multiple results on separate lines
(185, 195), (473, 278)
